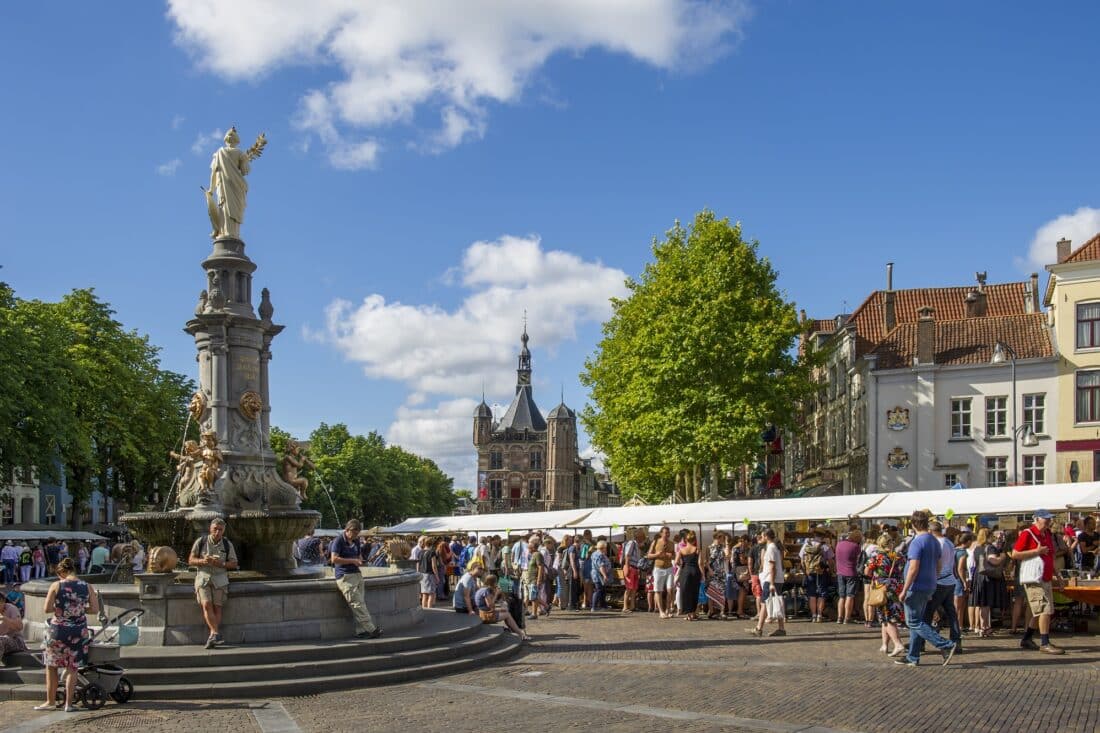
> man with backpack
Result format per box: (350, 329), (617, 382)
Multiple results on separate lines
(187, 518), (239, 649)
(800, 529), (834, 622)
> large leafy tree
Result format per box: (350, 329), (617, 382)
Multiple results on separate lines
(279, 422), (454, 528)
(580, 210), (818, 502)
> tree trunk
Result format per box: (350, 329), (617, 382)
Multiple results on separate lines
(674, 472), (684, 502)
(691, 464), (700, 502)
(710, 463), (720, 500)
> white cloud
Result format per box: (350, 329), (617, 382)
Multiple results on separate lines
(156, 158), (182, 176)
(167, 0), (749, 165)
(387, 399), (478, 487)
(317, 234), (628, 484)
(1022, 206), (1100, 271)
(191, 128), (225, 155)
(171, 114), (186, 130)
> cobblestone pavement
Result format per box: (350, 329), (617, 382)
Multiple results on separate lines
(3, 609), (1097, 733)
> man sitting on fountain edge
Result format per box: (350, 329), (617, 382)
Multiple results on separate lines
(331, 519), (383, 640)
(188, 518), (238, 649)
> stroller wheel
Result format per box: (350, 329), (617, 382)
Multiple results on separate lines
(82, 683), (108, 710)
(110, 677), (133, 704)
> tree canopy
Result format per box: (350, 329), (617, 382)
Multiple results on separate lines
(0, 284), (194, 525)
(580, 210), (817, 502)
(276, 422), (455, 528)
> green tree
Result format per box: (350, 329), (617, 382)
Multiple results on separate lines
(580, 210), (818, 502)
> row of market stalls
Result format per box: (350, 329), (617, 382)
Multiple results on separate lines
(381, 481), (1100, 537)
(0, 530), (108, 542)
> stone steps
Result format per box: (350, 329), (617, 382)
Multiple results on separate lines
(1, 609), (524, 700)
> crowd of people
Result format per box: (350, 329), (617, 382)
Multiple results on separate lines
(367, 508), (1097, 661)
(1, 538), (145, 585)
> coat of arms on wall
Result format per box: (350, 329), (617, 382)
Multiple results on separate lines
(887, 447), (909, 470)
(886, 406), (910, 431)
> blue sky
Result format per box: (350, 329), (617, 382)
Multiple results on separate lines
(3, 2), (1100, 489)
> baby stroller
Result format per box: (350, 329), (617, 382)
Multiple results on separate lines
(55, 603), (143, 710)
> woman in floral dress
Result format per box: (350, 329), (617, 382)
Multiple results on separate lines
(36, 558), (98, 712)
(866, 533), (905, 657)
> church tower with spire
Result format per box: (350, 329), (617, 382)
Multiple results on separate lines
(472, 324), (588, 511)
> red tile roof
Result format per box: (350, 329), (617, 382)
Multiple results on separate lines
(846, 282), (1029, 358)
(868, 313), (1052, 370)
(810, 319), (837, 335)
(1065, 232), (1100, 263)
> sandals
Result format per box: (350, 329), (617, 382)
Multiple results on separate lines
(33, 703), (55, 711)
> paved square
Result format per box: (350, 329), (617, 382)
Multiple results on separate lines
(2, 610), (1096, 733)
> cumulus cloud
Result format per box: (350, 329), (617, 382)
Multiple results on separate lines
(1022, 206), (1100, 271)
(156, 158), (182, 176)
(190, 128), (225, 155)
(167, 0), (749, 165)
(317, 234), (628, 485)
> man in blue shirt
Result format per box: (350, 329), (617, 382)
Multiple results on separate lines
(330, 519), (381, 639)
(915, 521), (962, 656)
(896, 511), (955, 666)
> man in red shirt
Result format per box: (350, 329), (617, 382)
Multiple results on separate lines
(1011, 509), (1064, 655)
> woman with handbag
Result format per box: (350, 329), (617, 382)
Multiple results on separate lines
(865, 533), (905, 656)
(973, 530), (1009, 636)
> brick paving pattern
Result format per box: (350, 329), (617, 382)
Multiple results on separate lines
(3, 610), (1096, 733)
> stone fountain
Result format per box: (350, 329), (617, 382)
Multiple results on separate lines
(19, 128), (422, 647)
(122, 127), (319, 576)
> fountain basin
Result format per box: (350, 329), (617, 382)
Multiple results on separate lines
(19, 566), (421, 646)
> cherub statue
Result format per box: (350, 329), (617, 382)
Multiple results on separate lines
(205, 127), (267, 239)
(198, 431), (224, 501)
(169, 439), (201, 488)
(280, 439), (315, 501)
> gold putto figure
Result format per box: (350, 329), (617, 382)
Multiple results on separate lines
(280, 439), (315, 501)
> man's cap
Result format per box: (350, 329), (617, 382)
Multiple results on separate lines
(1034, 509), (1054, 519)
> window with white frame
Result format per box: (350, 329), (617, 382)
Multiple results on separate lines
(1077, 370), (1100, 423)
(986, 457), (1007, 487)
(1022, 455), (1046, 485)
(951, 398), (972, 438)
(944, 473), (959, 488)
(1, 497), (12, 525)
(1077, 301), (1100, 349)
(1022, 394), (1045, 434)
(985, 396), (1007, 438)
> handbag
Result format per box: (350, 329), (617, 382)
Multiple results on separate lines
(478, 609), (498, 624)
(867, 581), (887, 608)
(765, 593), (785, 621)
(1017, 529), (1045, 585)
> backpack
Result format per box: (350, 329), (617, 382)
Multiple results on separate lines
(803, 542), (826, 574)
(19, 549), (31, 565)
(459, 545), (476, 571)
(856, 549), (870, 578)
(195, 535), (230, 558)
(418, 549), (435, 574)
(579, 543), (591, 561)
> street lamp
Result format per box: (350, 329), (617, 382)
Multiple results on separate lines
(991, 341), (1040, 484)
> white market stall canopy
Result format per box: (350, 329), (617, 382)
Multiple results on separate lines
(383, 507), (595, 535)
(0, 530), (107, 542)
(858, 481), (1100, 519)
(382, 481), (1100, 536)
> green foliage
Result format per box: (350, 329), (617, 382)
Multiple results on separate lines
(277, 422), (454, 528)
(0, 284), (193, 523)
(580, 210), (818, 502)
(453, 489), (473, 502)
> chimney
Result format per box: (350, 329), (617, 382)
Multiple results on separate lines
(917, 306), (935, 365)
(1029, 272), (1040, 313)
(1057, 238), (1072, 264)
(884, 262), (896, 333)
(800, 308), (807, 325)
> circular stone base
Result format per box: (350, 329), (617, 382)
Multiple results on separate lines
(20, 567), (421, 646)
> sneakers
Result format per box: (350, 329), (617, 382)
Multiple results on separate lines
(893, 658), (917, 667)
(204, 634), (216, 649)
(1020, 638), (1039, 650)
(940, 643), (956, 666)
(356, 628), (383, 639)
(213, 633), (225, 646)
(768, 628), (786, 637)
(1039, 643), (1065, 655)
